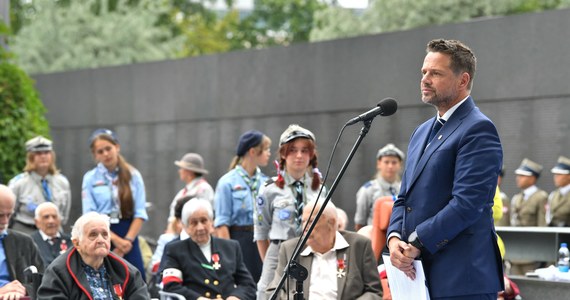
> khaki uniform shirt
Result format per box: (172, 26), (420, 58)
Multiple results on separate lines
(546, 184), (570, 227)
(511, 185), (548, 227)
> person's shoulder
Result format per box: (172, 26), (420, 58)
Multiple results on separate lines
(212, 236), (239, 248)
(8, 172), (29, 186)
(359, 180), (374, 190)
(53, 173), (70, 185)
(7, 229), (36, 244)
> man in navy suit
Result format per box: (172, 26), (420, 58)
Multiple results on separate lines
(161, 198), (256, 300)
(387, 39), (504, 299)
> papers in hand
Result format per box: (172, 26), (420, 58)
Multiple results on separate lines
(382, 254), (430, 300)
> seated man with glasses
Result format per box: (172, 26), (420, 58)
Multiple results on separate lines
(0, 184), (44, 300)
(37, 212), (149, 299)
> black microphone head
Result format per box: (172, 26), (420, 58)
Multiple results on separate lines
(378, 98), (398, 116)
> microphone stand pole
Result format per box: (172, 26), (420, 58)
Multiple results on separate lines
(269, 119), (374, 300)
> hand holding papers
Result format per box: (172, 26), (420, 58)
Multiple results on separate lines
(382, 254), (430, 300)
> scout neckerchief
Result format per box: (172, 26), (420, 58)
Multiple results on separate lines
(235, 165), (262, 200)
(98, 163), (121, 221)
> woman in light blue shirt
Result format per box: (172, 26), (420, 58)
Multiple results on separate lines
(82, 128), (148, 280)
(214, 130), (272, 283)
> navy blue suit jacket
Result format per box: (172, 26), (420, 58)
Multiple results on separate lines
(388, 97), (504, 298)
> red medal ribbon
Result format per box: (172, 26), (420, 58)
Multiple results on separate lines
(337, 258), (345, 270)
(113, 284), (123, 300)
(60, 240), (68, 252)
(212, 253), (220, 263)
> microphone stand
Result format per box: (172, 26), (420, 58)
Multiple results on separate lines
(269, 119), (374, 300)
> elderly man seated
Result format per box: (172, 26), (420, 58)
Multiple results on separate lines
(0, 184), (44, 300)
(31, 202), (72, 266)
(160, 199), (256, 300)
(267, 199), (382, 299)
(37, 212), (149, 299)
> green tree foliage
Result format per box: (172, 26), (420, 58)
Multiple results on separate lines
(310, 0), (570, 42)
(162, 0), (242, 56)
(0, 19), (49, 183)
(10, 0), (183, 74)
(236, 0), (326, 48)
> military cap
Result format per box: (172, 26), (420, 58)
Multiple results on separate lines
(514, 158), (542, 177)
(279, 124), (315, 146)
(25, 136), (53, 152)
(376, 143), (405, 160)
(551, 156), (570, 175)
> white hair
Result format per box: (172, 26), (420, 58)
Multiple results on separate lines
(34, 202), (61, 220)
(181, 198), (213, 227)
(71, 212), (110, 241)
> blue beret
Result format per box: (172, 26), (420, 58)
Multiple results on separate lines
(236, 130), (264, 156)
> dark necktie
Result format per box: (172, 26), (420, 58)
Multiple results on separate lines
(428, 118), (446, 143)
(293, 181), (304, 226)
(42, 179), (52, 202)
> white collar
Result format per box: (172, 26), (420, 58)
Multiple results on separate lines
(301, 231), (349, 256)
(559, 184), (570, 196)
(438, 95), (469, 121)
(523, 185), (539, 199)
(39, 230), (61, 241)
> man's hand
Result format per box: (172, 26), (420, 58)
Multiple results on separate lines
(0, 280), (26, 300)
(388, 237), (417, 280)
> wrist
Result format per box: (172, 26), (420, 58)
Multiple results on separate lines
(408, 231), (425, 252)
(124, 236), (134, 243)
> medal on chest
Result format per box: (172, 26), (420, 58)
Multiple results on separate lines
(337, 256), (346, 278)
(59, 239), (68, 254)
(212, 253), (221, 270)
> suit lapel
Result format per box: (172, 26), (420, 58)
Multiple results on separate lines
(408, 97), (475, 190)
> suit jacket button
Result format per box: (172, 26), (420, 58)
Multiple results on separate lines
(213, 280), (219, 286)
(205, 292), (211, 297)
(204, 279), (210, 284)
(406, 207), (412, 212)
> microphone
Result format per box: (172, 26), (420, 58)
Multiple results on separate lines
(346, 98), (398, 125)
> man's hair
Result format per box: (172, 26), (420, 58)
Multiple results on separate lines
(427, 39), (476, 90)
(34, 202), (61, 220)
(71, 212), (110, 241)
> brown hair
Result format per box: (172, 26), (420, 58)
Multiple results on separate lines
(24, 151), (59, 175)
(228, 135), (272, 170)
(275, 138), (320, 190)
(427, 39), (476, 90)
(90, 134), (134, 219)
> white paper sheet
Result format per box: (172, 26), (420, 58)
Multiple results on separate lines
(382, 254), (430, 300)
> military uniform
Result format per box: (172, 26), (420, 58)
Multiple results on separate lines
(510, 187), (548, 226)
(546, 156), (570, 227)
(510, 158), (547, 275)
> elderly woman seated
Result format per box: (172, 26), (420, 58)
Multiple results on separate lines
(37, 212), (149, 299)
